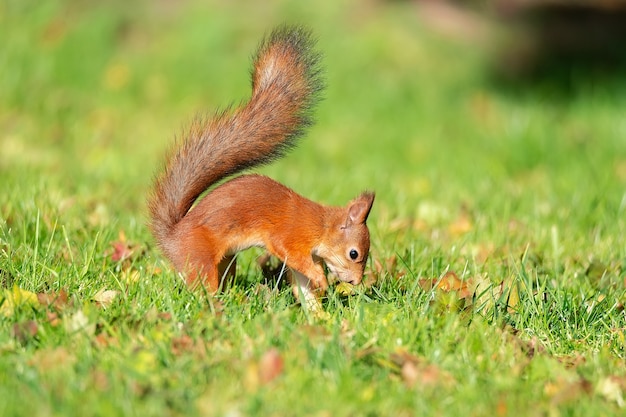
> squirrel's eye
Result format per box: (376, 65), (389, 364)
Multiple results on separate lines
(349, 249), (359, 260)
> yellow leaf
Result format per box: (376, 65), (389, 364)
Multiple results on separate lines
(1, 286), (39, 317)
(132, 350), (158, 375)
(122, 269), (140, 284)
(507, 281), (520, 314)
(336, 282), (356, 296)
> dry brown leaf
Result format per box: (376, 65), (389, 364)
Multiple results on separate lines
(390, 349), (455, 388)
(504, 326), (546, 360)
(46, 311), (61, 327)
(158, 312), (173, 321)
(556, 353), (586, 369)
(28, 347), (76, 372)
(448, 213), (473, 237)
(544, 377), (593, 407)
(419, 271), (473, 299)
(12, 320), (38, 344)
(37, 289), (70, 310)
(390, 348), (421, 367)
(419, 271), (475, 313)
(171, 335), (195, 356)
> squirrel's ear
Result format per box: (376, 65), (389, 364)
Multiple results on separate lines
(346, 192), (375, 226)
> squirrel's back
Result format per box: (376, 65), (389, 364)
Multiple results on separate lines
(148, 26), (324, 254)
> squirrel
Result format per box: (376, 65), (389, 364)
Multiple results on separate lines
(147, 26), (375, 311)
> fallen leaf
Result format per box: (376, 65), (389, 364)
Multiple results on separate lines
(597, 376), (626, 408)
(495, 278), (522, 314)
(93, 332), (119, 349)
(390, 349), (455, 388)
(544, 377), (593, 407)
(556, 353), (586, 369)
(418, 271), (473, 312)
(1, 286), (39, 317)
(122, 269), (141, 284)
(28, 347), (76, 372)
(12, 320), (38, 343)
(504, 326), (546, 359)
(108, 230), (143, 267)
(401, 360), (420, 387)
(258, 348), (284, 385)
(448, 213), (473, 236)
(506, 281), (520, 313)
(46, 311), (61, 327)
(37, 289), (70, 310)
(390, 348), (421, 367)
(110, 240), (134, 262)
(171, 335), (194, 356)
(335, 282), (356, 296)
(419, 271), (469, 295)
(130, 349), (158, 375)
(65, 309), (95, 335)
(93, 289), (118, 308)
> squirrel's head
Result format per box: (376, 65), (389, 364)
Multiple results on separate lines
(316, 192), (375, 285)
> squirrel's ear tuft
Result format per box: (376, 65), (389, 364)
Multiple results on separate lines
(346, 192), (375, 226)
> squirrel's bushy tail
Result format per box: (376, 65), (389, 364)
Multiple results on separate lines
(148, 26), (323, 246)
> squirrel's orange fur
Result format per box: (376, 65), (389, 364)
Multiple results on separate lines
(148, 26), (374, 308)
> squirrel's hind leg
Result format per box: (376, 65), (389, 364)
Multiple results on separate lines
(176, 227), (223, 293)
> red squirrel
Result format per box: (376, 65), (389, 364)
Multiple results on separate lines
(147, 26), (374, 311)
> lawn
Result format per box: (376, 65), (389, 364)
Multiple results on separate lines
(1, 0), (626, 416)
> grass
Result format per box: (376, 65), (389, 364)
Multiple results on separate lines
(1, 0), (626, 415)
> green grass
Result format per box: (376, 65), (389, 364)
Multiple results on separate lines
(2, 0), (626, 416)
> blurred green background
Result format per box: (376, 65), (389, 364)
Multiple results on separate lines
(2, 0), (625, 237)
